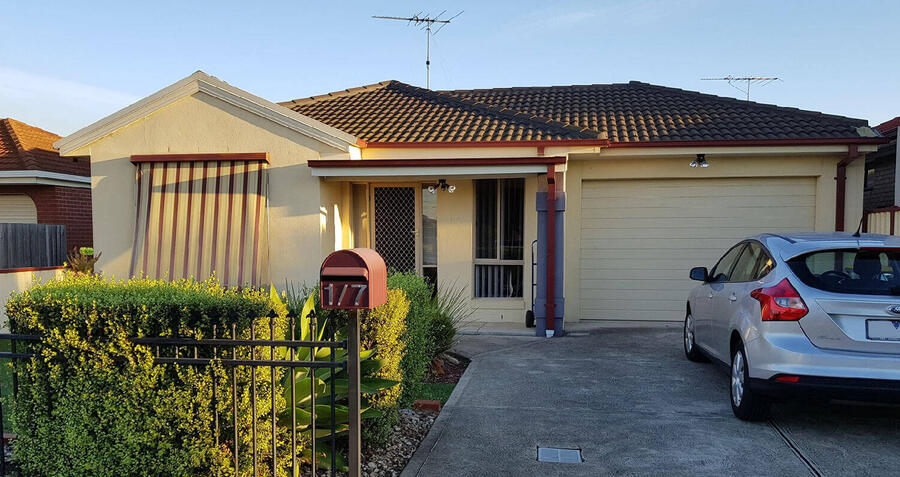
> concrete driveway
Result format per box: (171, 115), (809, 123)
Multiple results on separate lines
(402, 327), (900, 476)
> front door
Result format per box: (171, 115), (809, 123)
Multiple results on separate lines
(373, 186), (417, 273)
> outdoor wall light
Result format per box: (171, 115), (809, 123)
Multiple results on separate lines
(427, 179), (455, 194)
(690, 154), (709, 168)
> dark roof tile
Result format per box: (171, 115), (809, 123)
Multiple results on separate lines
(281, 80), (873, 144)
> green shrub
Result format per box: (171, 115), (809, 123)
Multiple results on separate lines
(5, 274), (291, 477)
(429, 280), (473, 359)
(359, 288), (409, 447)
(386, 272), (433, 408)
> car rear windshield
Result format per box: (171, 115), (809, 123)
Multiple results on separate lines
(787, 249), (900, 295)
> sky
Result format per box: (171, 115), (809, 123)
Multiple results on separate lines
(2, 0), (898, 136)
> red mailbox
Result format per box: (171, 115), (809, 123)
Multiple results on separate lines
(320, 248), (387, 310)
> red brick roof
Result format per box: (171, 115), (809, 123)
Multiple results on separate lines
(875, 117), (900, 137)
(0, 118), (89, 176)
(282, 80), (874, 144)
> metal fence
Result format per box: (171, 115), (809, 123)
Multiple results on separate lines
(863, 206), (900, 236)
(0, 313), (353, 476)
(0, 223), (67, 269)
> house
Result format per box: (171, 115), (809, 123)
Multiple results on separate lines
(863, 117), (899, 211)
(0, 118), (93, 250)
(54, 72), (885, 335)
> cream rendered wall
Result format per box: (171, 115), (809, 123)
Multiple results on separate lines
(432, 176), (536, 323)
(71, 92), (350, 288)
(564, 152), (846, 324)
(0, 268), (65, 330)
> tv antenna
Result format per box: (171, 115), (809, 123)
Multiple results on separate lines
(701, 76), (780, 101)
(373, 11), (463, 89)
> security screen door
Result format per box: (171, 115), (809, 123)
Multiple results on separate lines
(373, 186), (417, 273)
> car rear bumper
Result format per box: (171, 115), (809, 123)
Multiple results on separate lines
(748, 375), (900, 402)
(745, 322), (900, 381)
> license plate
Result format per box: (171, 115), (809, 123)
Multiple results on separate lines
(867, 319), (900, 341)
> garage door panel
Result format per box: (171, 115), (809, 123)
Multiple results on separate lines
(581, 216), (805, 234)
(582, 205), (815, 220)
(581, 237), (743, 250)
(579, 177), (816, 322)
(583, 194), (816, 210)
(582, 181), (816, 199)
(581, 299), (686, 312)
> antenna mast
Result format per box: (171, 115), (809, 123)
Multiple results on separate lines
(701, 76), (780, 101)
(373, 11), (463, 89)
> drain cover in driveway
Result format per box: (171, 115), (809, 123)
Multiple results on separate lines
(537, 447), (583, 463)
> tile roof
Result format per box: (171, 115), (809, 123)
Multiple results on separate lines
(0, 118), (89, 176)
(282, 81), (597, 143)
(875, 117), (899, 137)
(282, 80), (875, 144)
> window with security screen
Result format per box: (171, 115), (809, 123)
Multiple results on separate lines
(474, 178), (524, 298)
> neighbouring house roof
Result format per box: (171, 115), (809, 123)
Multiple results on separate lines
(283, 80), (879, 145)
(875, 117), (900, 138)
(0, 118), (89, 176)
(55, 71), (359, 156)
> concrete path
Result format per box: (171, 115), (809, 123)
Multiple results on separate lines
(403, 328), (900, 476)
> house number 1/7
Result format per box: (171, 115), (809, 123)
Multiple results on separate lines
(324, 283), (368, 307)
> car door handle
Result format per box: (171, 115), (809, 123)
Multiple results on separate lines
(729, 294), (737, 302)
(707, 293), (714, 299)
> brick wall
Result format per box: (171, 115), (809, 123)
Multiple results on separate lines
(0, 184), (93, 249)
(863, 142), (897, 211)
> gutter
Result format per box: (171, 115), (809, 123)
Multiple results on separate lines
(307, 156), (566, 167)
(545, 164), (557, 336)
(835, 145), (861, 232)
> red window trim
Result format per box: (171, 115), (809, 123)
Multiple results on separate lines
(130, 153), (269, 164)
(0, 266), (66, 274)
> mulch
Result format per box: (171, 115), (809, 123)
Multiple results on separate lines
(424, 353), (470, 384)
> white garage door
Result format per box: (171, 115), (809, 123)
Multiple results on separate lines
(579, 177), (816, 321)
(0, 194), (38, 223)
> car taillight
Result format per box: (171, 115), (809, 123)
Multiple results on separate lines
(750, 278), (808, 321)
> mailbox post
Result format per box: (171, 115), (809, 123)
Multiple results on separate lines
(320, 248), (387, 477)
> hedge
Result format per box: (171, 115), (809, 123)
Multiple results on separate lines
(385, 273), (433, 408)
(4, 274), (291, 477)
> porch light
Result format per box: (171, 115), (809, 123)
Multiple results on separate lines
(427, 179), (456, 194)
(690, 154), (709, 168)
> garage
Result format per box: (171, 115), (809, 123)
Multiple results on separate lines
(579, 176), (817, 321)
(0, 194), (37, 223)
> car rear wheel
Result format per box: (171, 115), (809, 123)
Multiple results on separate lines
(730, 344), (770, 421)
(683, 312), (707, 362)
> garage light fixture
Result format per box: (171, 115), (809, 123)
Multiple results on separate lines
(690, 154), (709, 168)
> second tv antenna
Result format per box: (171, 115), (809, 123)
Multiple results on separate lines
(373, 11), (463, 89)
(701, 76), (780, 101)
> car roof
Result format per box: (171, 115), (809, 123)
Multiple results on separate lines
(754, 232), (900, 260)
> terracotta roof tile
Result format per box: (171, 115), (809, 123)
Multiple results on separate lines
(875, 117), (899, 137)
(0, 118), (89, 176)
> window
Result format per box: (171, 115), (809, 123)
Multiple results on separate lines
(788, 249), (900, 295)
(474, 178), (524, 297)
(422, 185), (438, 290)
(710, 243), (746, 283)
(731, 242), (775, 282)
(865, 168), (875, 191)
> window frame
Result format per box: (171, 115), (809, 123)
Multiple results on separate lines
(473, 178), (525, 299)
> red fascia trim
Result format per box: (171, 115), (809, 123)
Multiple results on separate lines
(356, 139), (609, 148)
(607, 137), (889, 148)
(0, 266), (65, 274)
(307, 156), (567, 168)
(130, 153), (269, 164)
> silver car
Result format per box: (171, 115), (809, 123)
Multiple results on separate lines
(684, 232), (900, 421)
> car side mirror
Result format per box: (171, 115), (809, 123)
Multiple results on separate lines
(690, 267), (709, 282)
